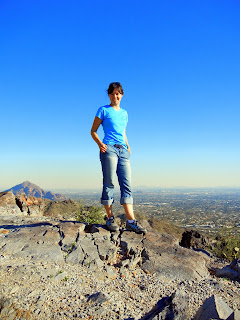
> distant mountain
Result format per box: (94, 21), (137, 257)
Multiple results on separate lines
(4, 181), (66, 201)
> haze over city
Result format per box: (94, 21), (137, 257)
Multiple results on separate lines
(1, 0), (239, 190)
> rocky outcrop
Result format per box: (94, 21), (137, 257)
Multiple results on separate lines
(15, 194), (48, 216)
(0, 191), (83, 218)
(0, 191), (16, 206)
(180, 230), (209, 250)
(0, 191), (48, 216)
(0, 191), (22, 215)
(0, 215), (240, 319)
(215, 259), (240, 281)
(1, 219), (209, 280)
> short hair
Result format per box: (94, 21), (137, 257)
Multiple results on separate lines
(107, 82), (124, 95)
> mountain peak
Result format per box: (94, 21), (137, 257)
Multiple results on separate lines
(4, 181), (66, 201)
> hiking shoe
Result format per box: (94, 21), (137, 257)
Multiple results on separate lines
(126, 220), (147, 235)
(106, 217), (119, 232)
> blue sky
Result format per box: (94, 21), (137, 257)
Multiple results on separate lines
(1, 0), (240, 190)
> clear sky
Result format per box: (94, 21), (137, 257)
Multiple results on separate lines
(1, 0), (240, 191)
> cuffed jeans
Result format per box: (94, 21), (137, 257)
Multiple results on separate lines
(100, 144), (133, 206)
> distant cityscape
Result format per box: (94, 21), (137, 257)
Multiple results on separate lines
(61, 188), (240, 237)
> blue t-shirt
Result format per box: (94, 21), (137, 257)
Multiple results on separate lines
(96, 105), (128, 148)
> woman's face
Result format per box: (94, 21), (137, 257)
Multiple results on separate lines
(109, 88), (123, 106)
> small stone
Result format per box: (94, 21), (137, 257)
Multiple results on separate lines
(87, 292), (111, 305)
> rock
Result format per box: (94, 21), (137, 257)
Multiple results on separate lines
(105, 265), (118, 279)
(77, 233), (104, 268)
(120, 231), (145, 270)
(63, 224), (117, 266)
(15, 194), (47, 216)
(58, 221), (83, 252)
(1, 223), (64, 263)
(141, 290), (191, 320)
(230, 259), (240, 273)
(87, 292), (111, 305)
(1, 215), (239, 320)
(0, 192), (16, 206)
(180, 230), (209, 249)
(91, 226), (117, 263)
(226, 310), (240, 320)
(141, 230), (209, 281)
(66, 243), (84, 264)
(193, 295), (233, 320)
(0, 191), (22, 215)
(215, 259), (240, 281)
(170, 289), (191, 319)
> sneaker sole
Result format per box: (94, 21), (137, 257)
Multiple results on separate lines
(126, 227), (146, 235)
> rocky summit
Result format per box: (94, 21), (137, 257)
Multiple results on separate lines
(0, 201), (240, 319)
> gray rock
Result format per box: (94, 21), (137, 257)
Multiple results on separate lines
(87, 292), (111, 305)
(58, 221), (82, 252)
(215, 262), (240, 281)
(194, 295), (233, 320)
(66, 244), (84, 264)
(105, 265), (118, 279)
(141, 231), (209, 281)
(180, 230), (209, 249)
(79, 234), (104, 268)
(226, 310), (240, 320)
(1, 224), (64, 263)
(141, 290), (190, 320)
(230, 259), (240, 273)
(120, 231), (144, 270)
(92, 228), (117, 263)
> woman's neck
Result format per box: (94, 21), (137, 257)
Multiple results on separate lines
(110, 103), (120, 110)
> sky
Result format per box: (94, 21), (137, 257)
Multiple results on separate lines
(1, 0), (240, 191)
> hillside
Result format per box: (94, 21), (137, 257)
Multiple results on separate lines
(0, 214), (240, 319)
(0, 191), (240, 319)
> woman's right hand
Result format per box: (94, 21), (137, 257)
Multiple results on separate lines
(99, 143), (107, 153)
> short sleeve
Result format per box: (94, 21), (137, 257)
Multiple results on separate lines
(95, 106), (104, 120)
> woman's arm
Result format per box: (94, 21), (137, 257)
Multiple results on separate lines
(124, 130), (131, 154)
(91, 117), (107, 153)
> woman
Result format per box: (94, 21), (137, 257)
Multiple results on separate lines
(91, 82), (146, 234)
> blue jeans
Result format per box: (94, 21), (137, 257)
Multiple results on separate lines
(100, 144), (133, 206)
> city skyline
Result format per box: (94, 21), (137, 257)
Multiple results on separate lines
(1, 0), (240, 190)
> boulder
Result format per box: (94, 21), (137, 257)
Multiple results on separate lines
(215, 259), (240, 281)
(193, 295), (233, 320)
(141, 230), (209, 281)
(0, 192), (16, 206)
(141, 289), (191, 320)
(180, 230), (209, 249)
(0, 191), (21, 215)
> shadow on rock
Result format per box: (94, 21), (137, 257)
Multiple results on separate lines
(140, 290), (190, 320)
(0, 222), (53, 230)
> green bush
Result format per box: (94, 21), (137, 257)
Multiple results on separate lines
(75, 205), (105, 224)
(212, 228), (240, 261)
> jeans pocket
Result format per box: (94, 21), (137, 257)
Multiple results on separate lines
(123, 148), (131, 159)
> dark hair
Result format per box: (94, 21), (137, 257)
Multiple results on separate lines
(107, 82), (124, 95)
